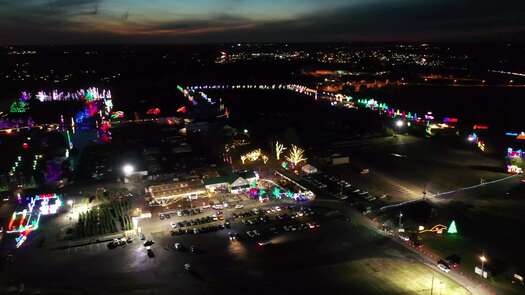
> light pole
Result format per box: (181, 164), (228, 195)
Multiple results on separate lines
(398, 212), (403, 228)
(395, 120), (404, 136)
(480, 254), (487, 277)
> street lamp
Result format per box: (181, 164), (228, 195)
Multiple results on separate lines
(122, 164), (134, 176)
(398, 212), (403, 228)
(395, 120), (404, 128)
(67, 199), (74, 207)
(480, 254), (487, 276)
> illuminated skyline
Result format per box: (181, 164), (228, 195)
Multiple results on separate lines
(1, 0), (524, 44)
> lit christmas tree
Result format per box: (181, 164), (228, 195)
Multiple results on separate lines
(447, 220), (458, 234)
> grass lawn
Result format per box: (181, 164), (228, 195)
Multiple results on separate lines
(337, 257), (470, 295)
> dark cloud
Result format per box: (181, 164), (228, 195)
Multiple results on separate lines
(1, 0), (525, 44)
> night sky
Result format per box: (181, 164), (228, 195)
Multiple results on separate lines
(1, 0), (525, 44)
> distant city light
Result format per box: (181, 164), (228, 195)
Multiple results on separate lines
(395, 120), (404, 128)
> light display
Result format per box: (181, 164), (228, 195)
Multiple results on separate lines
(447, 220), (458, 234)
(275, 141), (287, 160)
(443, 117), (458, 123)
(507, 148), (524, 159)
(28, 194), (63, 216)
(272, 187), (281, 199)
(419, 224), (447, 234)
(110, 111), (124, 119)
(285, 145), (307, 166)
(467, 133), (478, 142)
(34, 88), (111, 102)
(240, 149), (267, 164)
(7, 193), (62, 248)
(507, 165), (523, 174)
(177, 106), (187, 113)
(473, 124), (489, 130)
(7, 210), (36, 233)
(10, 100), (28, 113)
(146, 108), (161, 115)
(477, 140), (486, 152)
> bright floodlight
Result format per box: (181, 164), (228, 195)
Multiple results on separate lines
(67, 200), (74, 206)
(396, 120), (404, 128)
(123, 164), (134, 176)
(480, 255), (487, 262)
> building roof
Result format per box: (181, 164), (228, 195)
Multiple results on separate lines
(237, 170), (258, 180)
(149, 179), (205, 200)
(203, 175), (238, 186)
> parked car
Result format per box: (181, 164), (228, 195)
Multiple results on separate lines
(437, 260), (451, 273)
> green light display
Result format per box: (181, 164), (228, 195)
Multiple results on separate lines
(447, 220), (458, 234)
(10, 100), (28, 113)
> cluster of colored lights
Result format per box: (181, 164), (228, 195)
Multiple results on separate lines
(505, 131), (525, 140)
(507, 165), (523, 174)
(467, 132), (486, 152)
(507, 148), (524, 159)
(7, 193), (62, 248)
(10, 100), (28, 113)
(110, 111), (124, 119)
(146, 108), (161, 115)
(240, 149), (269, 165)
(9, 155), (23, 176)
(32, 88), (112, 102)
(33, 154), (43, 171)
(178, 85), (219, 109)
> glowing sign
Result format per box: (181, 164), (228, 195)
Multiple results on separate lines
(443, 117), (458, 123)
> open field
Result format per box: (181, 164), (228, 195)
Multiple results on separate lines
(315, 134), (524, 294)
(325, 135), (507, 203)
(1, 201), (471, 295)
(335, 258), (470, 295)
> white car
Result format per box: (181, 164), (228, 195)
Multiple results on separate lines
(437, 263), (451, 273)
(234, 204), (244, 209)
(274, 206), (281, 212)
